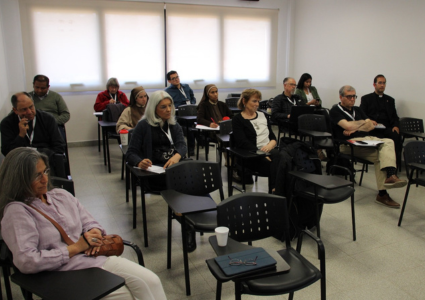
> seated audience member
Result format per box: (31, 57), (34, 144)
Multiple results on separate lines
(165, 70), (196, 156)
(0, 147), (167, 300)
(116, 86), (148, 134)
(94, 78), (129, 112)
(29, 75), (70, 126)
(125, 90), (194, 251)
(197, 84), (233, 128)
(330, 85), (407, 208)
(0, 92), (65, 174)
(295, 73), (322, 107)
(233, 89), (279, 191)
(360, 74), (401, 160)
(295, 73), (326, 160)
(271, 77), (304, 124)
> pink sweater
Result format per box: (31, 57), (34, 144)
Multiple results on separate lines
(1, 189), (107, 274)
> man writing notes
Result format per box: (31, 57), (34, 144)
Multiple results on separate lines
(330, 85), (406, 208)
(360, 75), (401, 164)
(165, 70), (196, 156)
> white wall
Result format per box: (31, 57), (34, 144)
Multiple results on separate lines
(292, 0), (425, 119)
(0, 0), (291, 143)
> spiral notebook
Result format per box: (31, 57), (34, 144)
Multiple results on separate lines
(214, 248), (277, 276)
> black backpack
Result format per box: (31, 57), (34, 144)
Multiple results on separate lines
(274, 138), (323, 240)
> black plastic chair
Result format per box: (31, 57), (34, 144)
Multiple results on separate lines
(176, 105), (198, 158)
(210, 192), (325, 300)
(398, 141), (425, 226)
(225, 97), (239, 109)
(290, 164), (356, 241)
(298, 114), (334, 152)
(161, 160), (224, 295)
(216, 119), (232, 167)
(226, 132), (273, 195)
(399, 117), (425, 144)
(102, 103), (126, 173)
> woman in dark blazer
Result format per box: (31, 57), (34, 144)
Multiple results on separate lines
(232, 89), (278, 192)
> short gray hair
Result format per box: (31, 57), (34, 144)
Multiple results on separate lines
(142, 90), (176, 127)
(339, 85), (356, 97)
(0, 148), (51, 220)
(106, 77), (120, 89)
(283, 77), (294, 84)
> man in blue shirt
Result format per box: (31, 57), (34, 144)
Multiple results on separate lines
(165, 71), (196, 156)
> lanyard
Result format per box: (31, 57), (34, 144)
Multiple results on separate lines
(178, 87), (187, 99)
(19, 116), (36, 145)
(109, 93), (117, 102)
(287, 97), (296, 106)
(338, 104), (355, 120)
(161, 125), (174, 146)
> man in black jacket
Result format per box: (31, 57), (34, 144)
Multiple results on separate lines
(360, 75), (401, 160)
(1, 92), (65, 174)
(271, 77), (304, 124)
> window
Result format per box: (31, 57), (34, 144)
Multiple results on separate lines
(166, 4), (278, 89)
(20, 1), (164, 91)
(20, 1), (278, 92)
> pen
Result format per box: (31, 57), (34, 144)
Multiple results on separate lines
(211, 118), (217, 125)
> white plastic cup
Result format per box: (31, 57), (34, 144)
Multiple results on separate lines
(215, 226), (229, 247)
(120, 129), (129, 146)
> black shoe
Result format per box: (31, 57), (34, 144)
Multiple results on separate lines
(186, 224), (197, 253)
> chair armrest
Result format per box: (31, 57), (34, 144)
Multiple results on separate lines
(296, 229), (325, 261)
(123, 240), (144, 267)
(329, 165), (354, 182)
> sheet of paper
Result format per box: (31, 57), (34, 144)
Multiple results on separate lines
(375, 124), (386, 129)
(348, 140), (384, 147)
(196, 124), (220, 131)
(133, 165), (165, 174)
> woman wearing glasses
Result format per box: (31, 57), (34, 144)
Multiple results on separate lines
(232, 89), (278, 192)
(0, 147), (167, 300)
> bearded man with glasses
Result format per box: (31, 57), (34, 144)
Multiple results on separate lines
(330, 85), (406, 208)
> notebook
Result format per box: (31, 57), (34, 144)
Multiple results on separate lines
(214, 247), (277, 276)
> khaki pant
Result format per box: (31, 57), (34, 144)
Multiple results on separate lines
(102, 256), (167, 300)
(340, 136), (396, 191)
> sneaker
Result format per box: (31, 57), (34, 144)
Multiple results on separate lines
(375, 194), (400, 208)
(384, 175), (407, 189)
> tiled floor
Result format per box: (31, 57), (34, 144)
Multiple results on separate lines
(3, 142), (425, 300)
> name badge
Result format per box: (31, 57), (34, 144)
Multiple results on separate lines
(186, 100), (190, 105)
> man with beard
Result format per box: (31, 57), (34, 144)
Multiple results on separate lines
(271, 77), (305, 124)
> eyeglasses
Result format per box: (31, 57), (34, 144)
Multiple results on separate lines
(228, 256), (257, 266)
(17, 105), (34, 113)
(170, 76), (179, 81)
(344, 95), (358, 100)
(34, 168), (50, 181)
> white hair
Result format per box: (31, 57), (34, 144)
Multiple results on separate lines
(142, 90), (176, 127)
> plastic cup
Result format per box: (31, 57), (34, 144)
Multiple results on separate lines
(215, 226), (229, 247)
(120, 129), (129, 146)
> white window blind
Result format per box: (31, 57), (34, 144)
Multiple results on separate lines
(166, 4), (278, 89)
(19, 1), (278, 92)
(20, 1), (164, 92)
